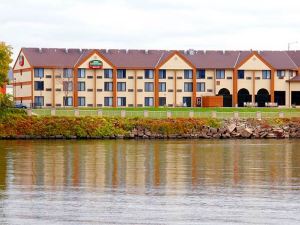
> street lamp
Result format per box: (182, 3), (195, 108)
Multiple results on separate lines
(288, 41), (298, 50)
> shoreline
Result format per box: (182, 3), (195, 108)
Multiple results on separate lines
(1, 114), (300, 140)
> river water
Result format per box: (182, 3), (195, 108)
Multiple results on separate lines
(0, 139), (299, 225)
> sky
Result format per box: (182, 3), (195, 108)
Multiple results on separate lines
(1, 0), (300, 62)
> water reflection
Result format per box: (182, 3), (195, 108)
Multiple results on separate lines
(0, 140), (300, 191)
(0, 140), (300, 224)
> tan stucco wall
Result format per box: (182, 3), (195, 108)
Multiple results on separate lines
(160, 54), (192, 70)
(239, 55), (271, 70)
(78, 53), (113, 69)
(215, 70), (233, 95)
(13, 51), (31, 70)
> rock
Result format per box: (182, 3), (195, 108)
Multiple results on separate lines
(227, 124), (236, 133)
(241, 128), (253, 138)
(116, 134), (124, 139)
(266, 133), (277, 138)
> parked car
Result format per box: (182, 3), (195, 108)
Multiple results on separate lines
(14, 103), (27, 109)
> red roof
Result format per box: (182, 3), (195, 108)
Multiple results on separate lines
(286, 51), (300, 67)
(19, 48), (300, 70)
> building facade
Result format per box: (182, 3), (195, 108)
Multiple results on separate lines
(12, 48), (300, 108)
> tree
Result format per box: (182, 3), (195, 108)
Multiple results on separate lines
(0, 42), (13, 87)
(0, 93), (13, 108)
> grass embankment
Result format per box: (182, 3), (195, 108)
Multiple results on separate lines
(36, 107), (300, 112)
(0, 114), (298, 139)
(0, 114), (221, 138)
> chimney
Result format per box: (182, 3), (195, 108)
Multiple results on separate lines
(145, 49), (149, 54)
(65, 48), (68, 54)
(39, 48), (42, 53)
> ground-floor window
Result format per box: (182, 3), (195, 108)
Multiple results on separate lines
(104, 97), (113, 106)
(117, 97), (126, 107)
(78, 97), (86, 106)
(292, 92), (300, 105)
(63, 97), (73, 106)
(275, 91), (286, 106)
(183, 97), (192, 107)
(159, 97), (166, 106)
(34, 96), (44, 107)
(145, 97), (154, 106)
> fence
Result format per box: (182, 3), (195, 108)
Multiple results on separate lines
(30, 108), (300, 119)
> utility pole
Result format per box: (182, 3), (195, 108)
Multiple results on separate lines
(288, 41), (298, 50)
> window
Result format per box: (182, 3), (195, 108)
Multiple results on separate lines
(63, 97), (73, 106)
(34, 81), (44, 91)
(34, 68), (44, 78)
(63, 81), (73, 91)
(145, 70), (154, 79)
(78, 68), (86, 78)
(184, 82), (193, 92)
(216, 70), (225, 79)
(262, 70), (271, 79)
(238, 70), (244, 79)
(63, 69), (73, 78)
(184, 70), (193, 79)
(159, 70), (166, 79)
(104, 82), (113, 91)
(277, 70), (285, 78)
(117, 82), (126, 91)
(34, 96), (44, 107)
(117, 69), (126, 79)
(78, 97), (86, 106)
(145, 97), (154, 106)
(159, 82), (166, 92)
(104, 97), (113, 106)
(196, 82), (205, 92)
(78, 82), (85, 91)
(145, 82), (154, 92)
(117, 97), (126, 106)
(104, 69), (113, 78)
(196, 69), (205, 79)
(159, 97), (166, 106)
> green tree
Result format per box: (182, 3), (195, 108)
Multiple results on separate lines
(0, 42), (13, 87)
(0, 94), (13, 108)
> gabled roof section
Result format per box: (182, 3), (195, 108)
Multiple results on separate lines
(183, 50), (240, 69)
(22, 48), (83, 68)
(259, 51), (297, 70)
(156, 50), (195, 69)
(12, 48), (32, 70)
(286, 51), (300, 67)
(74, 49), (115, 68)
(235, 51), (274, 70)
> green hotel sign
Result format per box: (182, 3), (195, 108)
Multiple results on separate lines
(89, 60), (103, 69)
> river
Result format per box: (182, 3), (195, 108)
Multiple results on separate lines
(0, 139), (299, 224)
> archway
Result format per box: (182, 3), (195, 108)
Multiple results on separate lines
(238, 88), (251, 107)
(255, 89), (270, 107)
(218, 88), (232, 107)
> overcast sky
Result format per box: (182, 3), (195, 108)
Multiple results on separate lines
(1, 0), (300, 62)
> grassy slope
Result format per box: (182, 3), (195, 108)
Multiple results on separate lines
(34, 107), (300, 112)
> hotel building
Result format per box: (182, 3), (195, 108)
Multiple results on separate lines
(12, 48), (300, 108)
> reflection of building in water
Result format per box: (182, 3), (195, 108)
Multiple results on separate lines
(4, 140), (300, 191)
(0, 149), (7, 191)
